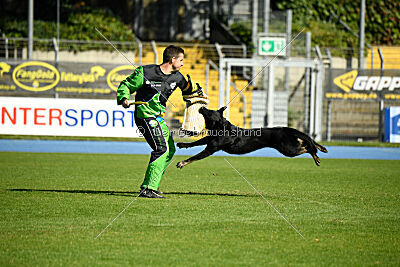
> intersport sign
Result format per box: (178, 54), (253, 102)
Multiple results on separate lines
(0, 97), (141, 137)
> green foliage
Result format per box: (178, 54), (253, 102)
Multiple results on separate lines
(0, 17), (27, 38)
(63, 10), (134, 42)
(0, 9), (134, 51)
(291, 20), (359, 56)
(301, 21), (356, 48)
(275, 0), (400, 45)
(230, 21), (254, 49)
(231, 0), (398, 55)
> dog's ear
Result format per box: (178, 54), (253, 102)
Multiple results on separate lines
(218, 106), (227, 114)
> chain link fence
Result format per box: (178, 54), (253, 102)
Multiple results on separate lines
(1, 35), (399, 142)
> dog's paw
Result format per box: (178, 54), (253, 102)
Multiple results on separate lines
(312, 154), (321, 166)
(176, 161), (185, 169)
(177, 142), (189, 149)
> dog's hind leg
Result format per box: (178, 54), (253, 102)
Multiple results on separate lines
(299, 138), (327, 166)
(314, 141), (328, 153)
(296, 138), (308, 155)
(177, 136), (212, 149)
(176, 146), (218, 169)
(295, 137), (321, 166)
(312, 154), (321, 166)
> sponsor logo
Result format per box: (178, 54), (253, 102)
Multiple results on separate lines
(149, 120), (158, 127)
(107, 65), (135, 91)
(145, 80), (162, 87)
(170, 82), (176, 89)
(12, 61), (60, 92)
(0, 62), (11, 77)
(61, 66), (106, 84)
(333, 70), (358, 93)
(334, 70), (400, 92)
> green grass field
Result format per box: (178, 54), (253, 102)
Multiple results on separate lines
(1, 152), (399, 265)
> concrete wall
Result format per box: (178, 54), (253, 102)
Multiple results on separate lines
(19, 48), (136, 64)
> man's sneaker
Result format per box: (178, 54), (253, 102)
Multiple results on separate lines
(140, 187), (164, 195)
(156, 189), (163, 195)
(138, 188), (152, 198)
(150, 189), (165, 198)
(138, 188), (165, 199)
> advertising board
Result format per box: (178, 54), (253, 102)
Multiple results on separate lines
(0, 60), (134, 96)
(0, 97), (142, 138)
(325, 69), (400, 101)
(384, 106), (400, 143)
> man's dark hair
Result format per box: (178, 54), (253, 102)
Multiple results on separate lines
(162, 45), (184, 63)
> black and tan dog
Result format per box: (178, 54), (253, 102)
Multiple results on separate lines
(176, 107), (328, 168)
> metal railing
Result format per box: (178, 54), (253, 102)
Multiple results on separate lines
(206, 59), (247, 126)
(0, 37), (141, 64)
(6, 37), (376, 70)
(0, 37), (247, 65)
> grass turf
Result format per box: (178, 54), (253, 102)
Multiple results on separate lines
(1, 152), (399, 265)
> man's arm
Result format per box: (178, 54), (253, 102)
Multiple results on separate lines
(179, 74), (195, 96)
(116, 66), (144, 107)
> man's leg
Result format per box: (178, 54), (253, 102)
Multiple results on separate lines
(146, 119), (175, 189)
(161, 121), (175, 176)
(135, 116), (170, 191)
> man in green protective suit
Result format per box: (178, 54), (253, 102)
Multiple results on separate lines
(117, 45), (196, 198)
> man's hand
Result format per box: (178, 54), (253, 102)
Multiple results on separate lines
(194, 83), (204, 96)
(122, 98), (130, 108)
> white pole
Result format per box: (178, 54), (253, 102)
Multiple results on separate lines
(216, 43), (225, 108)
(57, 0), (60, 44)
(226, 63), (231, 119)
(218, 58), (225, 108)
(267, 64), (274, 127)
(314, 63), (324, 141)
(263, 0), (269, 33)
(28, 0), (34, 59)
(358, 0), (365, 69)
(304, 31), (311, 132)
(309, 68), (316, 136)
(284, 10), (292, 92)
(252, 0), (258, 85)
(252, 0), (258, 48)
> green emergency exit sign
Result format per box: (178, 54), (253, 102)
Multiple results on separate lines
(258, 37), (286, 56)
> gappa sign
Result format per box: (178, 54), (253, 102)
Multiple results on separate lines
(325, 69), (400, 100)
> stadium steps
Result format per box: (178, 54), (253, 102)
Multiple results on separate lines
(367, 46), (400, 69)
(137, 44), (253, 128)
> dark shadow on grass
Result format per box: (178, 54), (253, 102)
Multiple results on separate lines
(7, 188), (256, 198)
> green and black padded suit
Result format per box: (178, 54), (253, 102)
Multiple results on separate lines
(116, 64), (192, 191)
